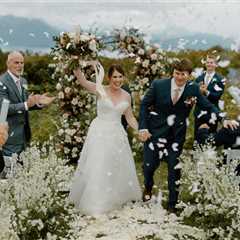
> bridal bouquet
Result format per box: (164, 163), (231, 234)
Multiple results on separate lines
(52, 29), (103, 71)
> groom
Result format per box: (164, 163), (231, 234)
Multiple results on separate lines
(138, 59), (237, 211)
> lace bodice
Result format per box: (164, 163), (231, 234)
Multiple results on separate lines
(97, 97), (129, 122)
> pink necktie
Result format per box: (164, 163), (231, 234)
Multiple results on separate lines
(16, 80), (22, 95)
(172, 88), (181, 105)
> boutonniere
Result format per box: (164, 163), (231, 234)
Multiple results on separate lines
(211, 78), (217, 83)
(184, 96), (197, 107)
(22, 84), (28, 90)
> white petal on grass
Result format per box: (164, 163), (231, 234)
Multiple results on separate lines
(167, 114), (176, 126)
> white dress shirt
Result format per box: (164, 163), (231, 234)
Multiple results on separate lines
(171, 78), (186, 103)
(204, 71), (215, 86)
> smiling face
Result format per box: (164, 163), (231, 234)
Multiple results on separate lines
(109, 70), (124, 90)
(206, 57), (217, 72)
(173, 69), (190, 87)
(7, 52), (24, 77)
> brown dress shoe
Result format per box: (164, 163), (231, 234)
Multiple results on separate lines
(142, 188), (152, 202)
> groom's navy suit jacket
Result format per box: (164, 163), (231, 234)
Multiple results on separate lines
(194, 72), (224, 121)
(139, 78), (220, 149)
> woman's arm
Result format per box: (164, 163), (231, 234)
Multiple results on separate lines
(73, 68), (96, 94)
(124, 96), (138, 131)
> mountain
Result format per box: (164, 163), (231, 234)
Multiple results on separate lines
(0, 15), (236, 53)
(151, 32), (234, 51)
(0, 15), (60, 52)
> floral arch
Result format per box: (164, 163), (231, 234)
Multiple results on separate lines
(51, 27), (173, 161)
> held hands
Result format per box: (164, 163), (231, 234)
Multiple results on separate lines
(223, 120), (240, 130)
(27, 93), (55, 108)
(138, 130), (152, 142)
(38, 93), (56, 105)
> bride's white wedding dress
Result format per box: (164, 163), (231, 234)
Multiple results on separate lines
(69, 92), (141, 215)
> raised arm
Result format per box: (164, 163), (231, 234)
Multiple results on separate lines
(73, 68), (96, 94)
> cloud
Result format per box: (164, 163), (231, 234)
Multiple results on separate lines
(0, 0), (240, 40)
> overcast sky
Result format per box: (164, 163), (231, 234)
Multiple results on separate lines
(1, 0), (240, 41)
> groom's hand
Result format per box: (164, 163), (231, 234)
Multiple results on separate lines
(138, 130), (151, 142)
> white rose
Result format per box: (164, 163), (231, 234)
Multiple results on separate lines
(64, 87), (71, 94)
(150, 53), (158, 60)
(142, 59), (150, 68)
(80, 34), (90, 41)
(58, 91), (64, 99)
(138, 49), (145, 55)
(71, 98), (78, 105)
(56, 83), (62, 90)
(89, 39), (97, 52)
(58, 129), (64, 136)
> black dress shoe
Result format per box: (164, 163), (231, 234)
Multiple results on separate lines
(142, 188), (152, 202)
(167, 206), (177, 214)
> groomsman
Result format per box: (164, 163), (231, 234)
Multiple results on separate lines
(196, 121), (240, 149)
(138, 59), (237, 212)
(196, 121), (240, 175)
(194, 54), (225, 137)
(0, 51), (55, 157)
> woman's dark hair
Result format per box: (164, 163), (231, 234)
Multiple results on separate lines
(108, 64), (125, 78)
(172, 58), (193, 74)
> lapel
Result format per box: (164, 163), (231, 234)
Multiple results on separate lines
(6, 72), (23, 101)
(166, 78), (172, 105)
(207, 72), (217, 90)
(19, 77), (27, 101)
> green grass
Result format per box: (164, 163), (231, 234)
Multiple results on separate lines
(30, 102), (59, 143)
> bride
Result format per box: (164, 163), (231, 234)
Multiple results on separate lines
(69, 62), (141, 215)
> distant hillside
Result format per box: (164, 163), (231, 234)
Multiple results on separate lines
(0, 15), (236, 52)
(151, 32), (234, 50)
(0, 15), (59, 52)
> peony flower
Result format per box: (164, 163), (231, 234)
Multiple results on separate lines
(150, 53), (158, 60)
(142, 59), (150, 68)
(89, 39), (97, 52)
(56, 83), (62, 90)
(64, 87), (71, 94)
(138, 48), (145, 55)
(58, 91), (64, 99)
